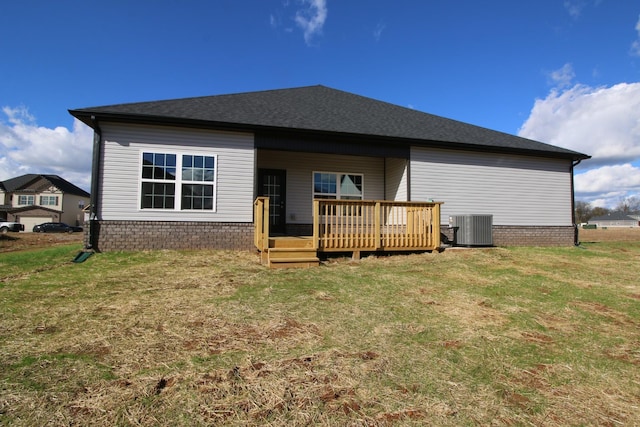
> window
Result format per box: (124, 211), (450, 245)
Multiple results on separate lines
(140, 152), (216, 211)
(313, 172), (363, 200)
(141, 152), (176, 209)
(18, 195), (34, 206)
(40, 195), (59, 206)
(181, 155), (215, 210)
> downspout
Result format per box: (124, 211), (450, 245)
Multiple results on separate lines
(571, 159), (582, 246)
(87, 115), (102, 250)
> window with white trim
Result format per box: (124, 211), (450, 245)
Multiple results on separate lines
(18, 195), (35, 206)
(313, 172), (363, 200)
(40, 195), (59, 206)
(140, 152), (216, 211)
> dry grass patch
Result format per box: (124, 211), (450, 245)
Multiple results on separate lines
(579, 226), (640, 242)
(1, 242), (640, 425)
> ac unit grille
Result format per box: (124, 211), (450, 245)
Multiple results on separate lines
(449, 214), (493, 246)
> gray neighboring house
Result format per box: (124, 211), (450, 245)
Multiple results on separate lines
(589, 212), (640, 228)
(69, 85), (590, 252)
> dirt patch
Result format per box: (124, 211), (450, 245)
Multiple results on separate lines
(0, 232), (83, 253)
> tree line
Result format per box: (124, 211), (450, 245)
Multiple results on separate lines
(575, 196), (640, 224)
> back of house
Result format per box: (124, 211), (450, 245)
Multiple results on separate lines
(69, 85), (589, 252)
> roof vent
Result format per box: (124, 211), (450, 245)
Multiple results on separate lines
(449, 215), (493, 246)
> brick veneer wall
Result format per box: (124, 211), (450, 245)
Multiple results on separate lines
(84, 221), (576, 252)
(84, 221), (254, 252)
(440, 225), (576, 247)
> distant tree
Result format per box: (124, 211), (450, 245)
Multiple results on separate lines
(591, 206), (610, 218)
(574, 200), (593, 223)
(615, 196), (640, 214)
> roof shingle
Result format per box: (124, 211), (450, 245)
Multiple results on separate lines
(1, 174), (89, 197)
(69, 85), (590, 160)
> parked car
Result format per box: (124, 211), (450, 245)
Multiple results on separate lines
(0, 221), (25, 234)
(32, 222), (83, 233)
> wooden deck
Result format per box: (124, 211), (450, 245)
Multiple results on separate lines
(254, 198), (442, 268)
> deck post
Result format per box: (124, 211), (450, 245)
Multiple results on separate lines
(374, 201), (382, 250)
(254, 197), (271, 264)
(312, 199), (320, 250)
(262, 197), (270, 252)
(433, 202), (441, 247)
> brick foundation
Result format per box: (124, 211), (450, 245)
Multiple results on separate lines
(440, 225), (576, 247)
(84, 221), (576, 252)
(84, 220), (254, 252)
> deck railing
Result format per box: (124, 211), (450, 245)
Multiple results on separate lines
(313, 199), (442, 252)
(254, 197), (442, 253)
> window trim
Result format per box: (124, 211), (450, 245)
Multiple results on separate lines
(138, 151), (218, 212)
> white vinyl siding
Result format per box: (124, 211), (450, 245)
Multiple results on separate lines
(258, 150), (384, 224)
(385, 158), (408, 201)
(99, 123), (254, 222)
(410, 147), (573, 226)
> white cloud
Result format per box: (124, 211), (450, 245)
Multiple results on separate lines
(373, 22), (386, 42)
(519, 82), (640, 166)
(574, 164), (640, 208)
(564, 0), (584, 19)
(631, 15), (640, 57)
(575, 164), (640, 194)
(519, 81), (640, 208)
(294, 0), (328, 45)
(0, 106), (93, 190)
(548, 63), (575, 89)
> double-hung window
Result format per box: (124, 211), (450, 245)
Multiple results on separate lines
(40, 195), (59, 206)
(313, 172), (363, 200)
(140, 152), (216, 211)
(181, 155), (215, 210)
(18, 195), (35, 206)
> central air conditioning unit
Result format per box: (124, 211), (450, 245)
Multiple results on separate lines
(449, 214), (493, 246)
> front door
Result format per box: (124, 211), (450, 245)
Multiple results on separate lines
(258, 169), (286, 234)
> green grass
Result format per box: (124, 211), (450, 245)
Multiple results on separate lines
(0, 242), (639, 425)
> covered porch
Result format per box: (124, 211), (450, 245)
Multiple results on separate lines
(254, 197), (443, 268)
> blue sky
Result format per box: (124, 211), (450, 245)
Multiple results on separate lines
(1, 0), (639, 208)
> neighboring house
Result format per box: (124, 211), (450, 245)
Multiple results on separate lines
(69, 85), (590, 252)
(0, 174), (90, 231)
(589, 212), (640, 228)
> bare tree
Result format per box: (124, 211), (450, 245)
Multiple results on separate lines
(574, 200), (593, 223)
(591, 206), (610, 218)
(615, 196), (640, 214)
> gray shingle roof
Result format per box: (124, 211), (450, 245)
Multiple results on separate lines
(1, 174), (89, 197)
(590, 212), (638, 222)
(69, 85), (589, 160)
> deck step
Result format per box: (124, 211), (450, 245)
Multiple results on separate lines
(267, 247), (319, 268)
(269, 237), (315, 249)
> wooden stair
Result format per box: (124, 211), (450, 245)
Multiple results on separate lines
(262, 237), (319, 268)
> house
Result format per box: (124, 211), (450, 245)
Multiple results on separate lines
(69, 85), (590, 256)
(0, 174), (90, 231)
(589, 212), (640, 228)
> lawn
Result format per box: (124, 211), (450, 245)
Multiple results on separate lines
(1, 234), (639, 425)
